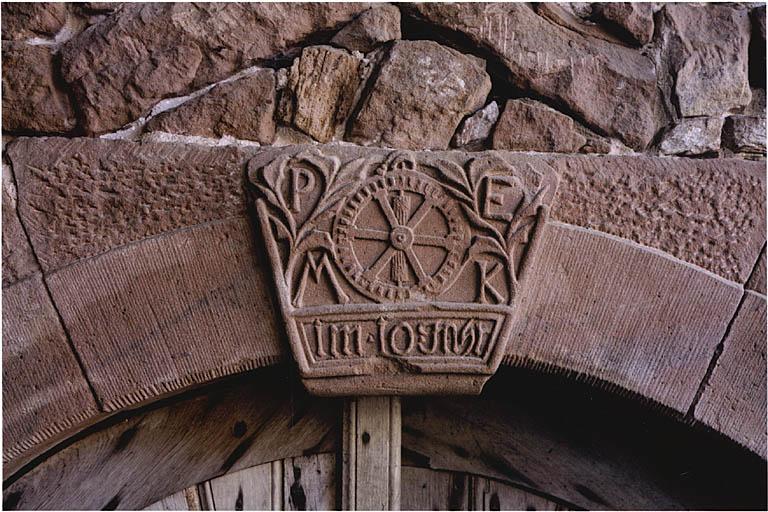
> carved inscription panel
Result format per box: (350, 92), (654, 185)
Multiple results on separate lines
(249, 147), (557, 395)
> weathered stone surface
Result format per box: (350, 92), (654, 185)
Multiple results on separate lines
(59, 3), (370, 134)
(1, 2), (67, 40)
(658, 117), (723, 156)
(746, 247), (766, 294)
(349, 40), (491, 149)
(695, 291), (767, 455)
(593, 3), (656, 45)
(534, 3), (626, 46)
(279, 46), (365, 142)
(408, 3), (664, 149)
(452, 101), (499, 149)
(2, 165), (39, 286)
(660, 4), (752, 117)
(722, 115), (767, 154)
(750, 6), (766, 87)
(47, 216), (283, 411)
(330, 4), (401, 53)
(8, 138), (248, 272)
(507, 222), (743, 413)
(550, 156), (766, 282)
(3, 274), (100, 464)
(493, 99), (587, 153)
(146, 69), (277, 143)
(2, 42), (77, 134)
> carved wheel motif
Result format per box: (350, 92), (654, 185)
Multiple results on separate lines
(333, 172), (468, 302)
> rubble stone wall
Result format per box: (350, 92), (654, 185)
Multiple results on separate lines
(2, 2), (766, 479)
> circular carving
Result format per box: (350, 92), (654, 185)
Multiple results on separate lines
(333, 172), (468, 302)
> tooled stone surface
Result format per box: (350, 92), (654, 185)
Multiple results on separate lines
(279, 46), (366, 143)
(507, 222), (743, 414)
(249, 145), (558, 394)
(145, 69), (277, 144)
(2, 42), (77, 134)
(59, 3), (370, 134)
(492, 99), (587, 153)
(746, 247), (766, 295)
(2, 165), (40, 286)
(694, 291), (767, 455)
(549, 156), (766, 283)
(3, 274), (100, 464)
(348, 40), (492, 150)
(592, 3), (656, 45)
(407, 3), (665, 149)
(8, 137), (248, 272)
(658, 117), (723, 156)
(1, 2), (68, 40)
(330, 4), (401, 53)
(658, 4), (752, 117)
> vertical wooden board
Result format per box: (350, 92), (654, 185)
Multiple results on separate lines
(283, 453), (337, 510)
(2, 274), (99, 466)
(401, 467), (468, 511)
(143, 489), (190, 510)
(471, 476), (564, 511)
(344, 397), (400, 510)
(46, 216), (284, 411)
(205, 462), (273, 510)
(694, 290), (768, 455)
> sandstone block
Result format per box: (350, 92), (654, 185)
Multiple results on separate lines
(8, 138), (248, 272)
(2, 166), (39, 286)
(59, 3), (369, 134)
(694, 291), (767, 455)
(507, 223), (743, 413)
(2, 42), (77, 134)
(452, 101), (499, 149)
(46, 217), (283, 411)
(408, 3), (665, 149)
(492, 99), (587, 153)
(349, 40), (491, 149)
(746, 247), (766, 294)
(660, 4), (752, 117)
(593, 3), (655, 45)
(1, 2), (67, 40)
(3, 274), (99, 464)
(279, 46), (365, 142)
(146, 69), (277, 143)
(330, 4), (401, 53)
(550, 156), (766, 282)
(658, 117), (723, 156)
(722, 115), (767, 154)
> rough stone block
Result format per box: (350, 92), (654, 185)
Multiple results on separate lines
(2, 165), (39, 286)
(593, 3), (655, 45)
(330, 4), (401, 53)
(1, 2), (67, 40)
(46, 216), (284, 411)
(695, 291), (767, 455)
(279, 46), (365, 142)
(2, 42), (77, 134)
(746, 247), (766, 294)
(658, 117), (723, 156)
(59, 3), (370, 134)
(146, 69), (277, 144)
(2, 274), (99, 464)
(492, 99), (587, 153)
(349, 40), (491, 149)
(507, 222), (743, 412)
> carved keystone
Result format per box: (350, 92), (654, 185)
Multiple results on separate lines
(249, 147), (558, 395)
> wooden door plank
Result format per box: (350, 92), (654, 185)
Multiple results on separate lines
(343, 397), (401, 510)
(401, 466), (468, 511)
(283, 453), (337, 510)
(204, 462), (272, 510)
(144, 488), (199, 511)
(471, 476), (564, 511)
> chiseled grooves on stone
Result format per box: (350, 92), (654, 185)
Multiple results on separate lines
(547, 155), (766, 283)
(59, 2), (371, 134)
(45, 216), (284, 412)
(694, 291), (767, 455)
(3, 274), (100, 464)
(506, 222), (743, 414)
(9, 137), (248, 273)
